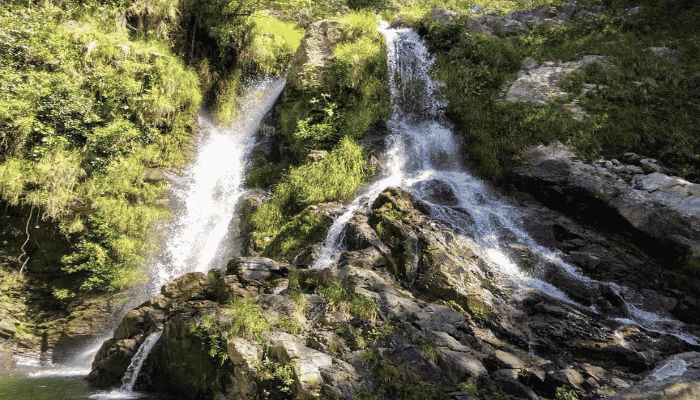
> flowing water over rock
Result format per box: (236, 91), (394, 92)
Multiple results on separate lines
(315, 21), (699, 345)
(148, 78), (286, 295)
(85, 18), (700, 400)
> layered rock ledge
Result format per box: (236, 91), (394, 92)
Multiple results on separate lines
(511, 142), (700, 271)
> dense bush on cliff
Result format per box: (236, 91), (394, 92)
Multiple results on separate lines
(0, 4), (202, 301)
(0, 0), (303, 309)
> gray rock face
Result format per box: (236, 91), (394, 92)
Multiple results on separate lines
(287, 20), (342, 90)
(511, 142), (700, 269)
(505, 56), (612, 119)
(89, 187), (700, 400)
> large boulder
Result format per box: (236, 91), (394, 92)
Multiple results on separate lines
(511, 142), (700, 270)
(287, 20), (342, 90)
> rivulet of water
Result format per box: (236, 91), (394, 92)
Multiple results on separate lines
(313, 20), (699, 346)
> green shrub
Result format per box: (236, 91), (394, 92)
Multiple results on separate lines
(243, 12), (304, 75)
(229, 296), (271, 340)
(250, 137), (371, 257)
(319, 281), (377, 321)
(0, 5), (201, 300)
(188, 297), (270, 364)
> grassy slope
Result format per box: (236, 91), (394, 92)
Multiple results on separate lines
(415, 0), (700, 182)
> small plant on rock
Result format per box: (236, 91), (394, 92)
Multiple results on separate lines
(556, 387), (579, 400)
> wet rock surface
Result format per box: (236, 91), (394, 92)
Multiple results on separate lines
(607, 352), (700, 400)
(90, 187), (699, 399)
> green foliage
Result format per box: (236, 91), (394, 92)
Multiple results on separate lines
(250, 137), (371, 257)
(348, 0), (387, 11)
(285, 93), (341, 163)
(519, 248), (536, 274)
(256, 358), (296, 395)
(458, 380), (487, 398)
(556, 386), (580, 400)
(417, 335), (438, 363)
(246, 159), (289, 188)
(380, 0), (566, 25)
(319, 281), (377, 321)
(276, 317), (300, 334)
(188, 297), (270, 364)
(228, 296), (271, 339)
(0, 4), (201, 300)
(243, 12), (304, 75)
(187, 315), (232, 364)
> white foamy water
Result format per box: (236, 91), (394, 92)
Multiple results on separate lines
(313, 20), (699, 345)
(149, 77), (286, 293)
(120, 331), (161, 392)
(15, 78), (286, 389)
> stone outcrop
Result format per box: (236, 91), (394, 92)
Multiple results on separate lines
(511, 142), (700, 271)
(478, 1), (605, 34)
(287, 20), (342, 90)
(505, 55), (612, 119)
(90, 187), (699, 400)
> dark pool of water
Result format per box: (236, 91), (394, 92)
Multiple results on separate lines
(0, 370), (176, 400)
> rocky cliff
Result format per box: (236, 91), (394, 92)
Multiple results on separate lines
(89, 187), (699, 399)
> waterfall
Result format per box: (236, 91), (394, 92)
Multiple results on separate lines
(87, 332), (162, 399)
(148, 77), (286, 294)
(313, 21), (699, 345)
(119, 332), (161, 393)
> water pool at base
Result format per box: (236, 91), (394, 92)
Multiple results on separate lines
(0, 370), (178, 399)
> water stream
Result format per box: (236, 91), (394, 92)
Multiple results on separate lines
(314, 21), (699, 346)
(148, 77), (286, 295)
(5, 77), (286, 399)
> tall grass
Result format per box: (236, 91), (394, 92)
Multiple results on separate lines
(250, 137), (370, 257)
(246, 12), (390, 258)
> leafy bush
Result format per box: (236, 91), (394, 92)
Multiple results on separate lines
(250, 137), (370, 257)
(242, 12), (304, 75)
(188, 296), (270, 364)
(0, 5), (201, 299)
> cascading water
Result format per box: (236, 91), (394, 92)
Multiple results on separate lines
(148, 77), (286, 295)
(87, 331), (162, 399)
(314, 21), (699, 346)
(118, 332), (162, 393)
(11, 77), (287, 398)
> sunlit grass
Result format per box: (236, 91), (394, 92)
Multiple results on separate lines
(244, 12), (304, 76)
